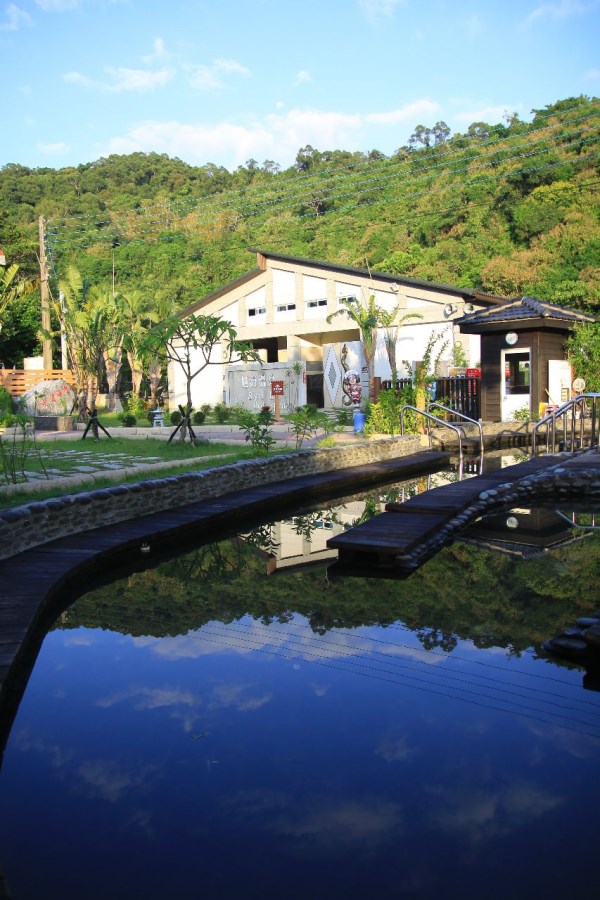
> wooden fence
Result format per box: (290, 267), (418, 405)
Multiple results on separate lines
(0, 369), (75, 397)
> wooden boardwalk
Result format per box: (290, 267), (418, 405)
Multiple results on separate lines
(0, 449), (449, 756)
(328, 452), (600, 575)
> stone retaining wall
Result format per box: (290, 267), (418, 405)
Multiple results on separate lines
(0, 435), (422, 561)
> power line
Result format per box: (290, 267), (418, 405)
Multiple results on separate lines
(46, 149), (600, 257)
(46, 102), (599, 229)
(46, 117), (599, 242)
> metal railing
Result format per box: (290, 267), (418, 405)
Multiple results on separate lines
(400, 404), (466, 467)
(427, 402), (484, 448)
(531, 393), (600, 456)
(555, 509), (599, 530)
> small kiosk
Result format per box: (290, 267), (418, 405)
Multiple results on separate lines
(457, 296), (594, 422)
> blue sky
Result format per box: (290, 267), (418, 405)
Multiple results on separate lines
(1, 0), (599, 172)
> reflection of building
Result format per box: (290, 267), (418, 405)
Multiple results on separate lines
(170, 250), (502, 411)
(458, 506), (594, 559)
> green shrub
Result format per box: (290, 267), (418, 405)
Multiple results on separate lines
(0, 387), (14, 416)
(192, 410), (206, 426)
(214, 403), (230, 423)
(335, 408), (353, 427)
(120, 413), (136, 427)
(170, 410), (183, 425)
(364, 389), (405, 436)
(200, 403), (212, 416)
(124, 393), (147, 420)
(237, 410), (276, 454)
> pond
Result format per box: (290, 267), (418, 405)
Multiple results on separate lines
(1, 475), (599, 900)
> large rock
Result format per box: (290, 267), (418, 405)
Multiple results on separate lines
(19, 379), (77, 416)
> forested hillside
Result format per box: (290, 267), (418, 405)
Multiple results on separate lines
(0, 95), (598, 365)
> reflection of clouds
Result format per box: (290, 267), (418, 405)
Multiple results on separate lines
(221, 788), (289, 819)
(428, 781), (562, 844)
(273, 797), (404, 852)
(221, 789), (404, 855)
(14, 729), (73, 769)
(210, 683), (272, 712)
(122, 807), (155, 840)
(97, 686), (198, 710)
(375, 734), (415, 762)
(134, 621), (444, 668)
(77, 759), (153, 803)
(526, 721), (600, 759)
(63, 634), (94, 646)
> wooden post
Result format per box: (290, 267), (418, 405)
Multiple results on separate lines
(39, 216), (53, 370)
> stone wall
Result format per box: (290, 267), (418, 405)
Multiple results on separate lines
(0, 435), (422, 561)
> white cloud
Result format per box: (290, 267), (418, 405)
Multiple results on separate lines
(365, 99), (441, 124)
(35, 0), (80, 9)
(359, 0), (407, 19)
(523, 0), (596, 25)
(107, 110), (363, 170)
(295, 69), (312, 85)
(63, 66), (175, 93)
(104, 100), (454, 171)
(186, 58), (251, 91)
(142, 37), (171, 64)
(0, 3), (32, 30)
(36, 140), (69, 155)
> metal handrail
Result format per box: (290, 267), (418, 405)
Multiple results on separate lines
(554, 509), (599, 530)
(427, 402), (484, 448)
(532, 393), (600, 456)
(400, 404), (465, 465)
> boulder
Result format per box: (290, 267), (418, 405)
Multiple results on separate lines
(19, 379), (77, 416)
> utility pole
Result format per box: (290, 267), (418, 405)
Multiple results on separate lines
(39, 217), (53, 370)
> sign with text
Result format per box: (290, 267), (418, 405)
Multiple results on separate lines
(271, 380), (284, 396)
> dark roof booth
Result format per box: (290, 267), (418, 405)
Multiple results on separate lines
(458, 296), (594, 423)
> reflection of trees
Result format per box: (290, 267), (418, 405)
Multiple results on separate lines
(56, 528), (600, 658)
(290, 508), (343, 541)
(241, 523), (280, 556)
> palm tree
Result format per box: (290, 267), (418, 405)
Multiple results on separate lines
(51, 268), (120, 419)
(379, 307), (423, 387)
(119, 289), (159, 399)
(327, 290), (421, 402)
(0, 263), (38, 330)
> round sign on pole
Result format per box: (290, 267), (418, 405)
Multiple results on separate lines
(573, 377), (586, 393)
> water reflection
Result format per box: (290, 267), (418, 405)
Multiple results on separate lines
(1, 474), (600, 899)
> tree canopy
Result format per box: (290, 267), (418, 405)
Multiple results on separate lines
(0, 95), (598, 366)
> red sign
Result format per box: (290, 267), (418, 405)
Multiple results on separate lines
(271, 380), (284, 396)
(466, 368), (481, 378)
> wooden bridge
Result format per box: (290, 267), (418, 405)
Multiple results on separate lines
(328, 451), (600, 577)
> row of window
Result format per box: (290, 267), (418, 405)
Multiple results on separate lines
(247, 295), (356, 317)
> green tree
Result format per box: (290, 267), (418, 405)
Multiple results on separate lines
(141, 313), (260, 441)
(0, 263), (38, 330)
(566, 322), (600, 390)
(50, 268), (120, 417)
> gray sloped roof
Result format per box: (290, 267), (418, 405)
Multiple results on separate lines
(249, 248), (505, 303)
(457, 295), (595, 328)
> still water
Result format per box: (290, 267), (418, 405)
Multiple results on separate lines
(1, 481), (600, 900)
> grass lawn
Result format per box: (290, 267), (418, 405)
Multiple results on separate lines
(0, 435), (272, 510)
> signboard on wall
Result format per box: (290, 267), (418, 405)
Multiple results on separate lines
(226, 363), (306, 412)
